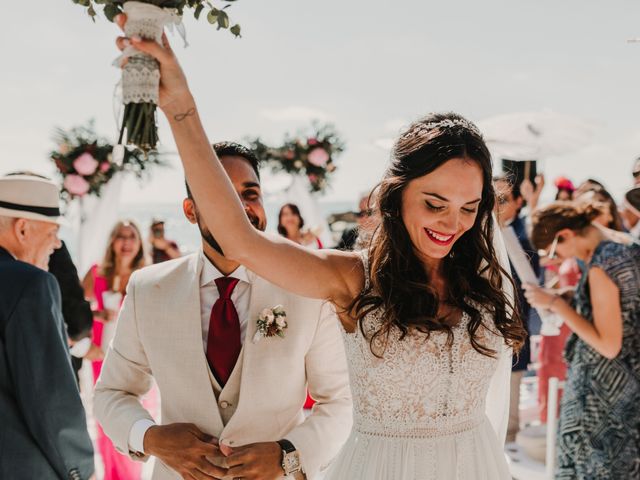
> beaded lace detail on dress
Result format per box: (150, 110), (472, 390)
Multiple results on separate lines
(344, 251), (503, 439)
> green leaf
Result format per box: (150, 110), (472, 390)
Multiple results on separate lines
(87, 4), (97, 17)
(230, 24), (241, 37)
(194, 3), (204, 19)
(217, 11), (229, 29)
(207, 8), (219, 24)
(78, 0), (90, 6)
(104, 3), (120, 21)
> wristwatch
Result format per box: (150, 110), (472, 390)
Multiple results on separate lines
(277, 439), (301, 476)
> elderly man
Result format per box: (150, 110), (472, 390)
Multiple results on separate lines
(0, 174), (94, 480)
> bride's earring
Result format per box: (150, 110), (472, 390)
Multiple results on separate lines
(449, 250), (455, 259)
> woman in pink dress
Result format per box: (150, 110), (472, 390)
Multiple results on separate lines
(83, 220), (147, 480)
(278, 203), (323, 249)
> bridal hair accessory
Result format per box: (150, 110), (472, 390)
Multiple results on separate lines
(253, 305), (288, 343)
(400, 118), (482, 141)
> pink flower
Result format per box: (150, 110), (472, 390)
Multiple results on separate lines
(284, 150), (295, 160)
(99, 161), (111, 173)
(307, 147), (330, 167)
(308, 173), (319, 183)
(73, 152), (99, 176)
(63, 174), (90, 197)
(307, 138), (318, 146)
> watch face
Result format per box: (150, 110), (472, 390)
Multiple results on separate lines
(284, 452), (301, 473)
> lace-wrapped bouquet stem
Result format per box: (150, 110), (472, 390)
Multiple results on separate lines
(72, 0), (242, 154)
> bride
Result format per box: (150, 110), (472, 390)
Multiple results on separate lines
(117, 22), (525, 479)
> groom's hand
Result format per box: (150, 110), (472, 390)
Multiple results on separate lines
(224, 442), (283, 480)
(144, 423), (227, 479)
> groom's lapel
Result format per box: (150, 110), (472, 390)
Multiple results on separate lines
(178, 253), (224, 432)
(221, 271), (268, 411)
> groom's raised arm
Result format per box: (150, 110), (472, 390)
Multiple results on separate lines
(284, 303), (353, 477)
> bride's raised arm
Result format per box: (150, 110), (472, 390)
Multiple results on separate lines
(118, 20), (363, 307)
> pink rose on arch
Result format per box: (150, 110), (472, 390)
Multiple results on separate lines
(64, 174), (90, 197)
(308, 173), (319, 184)
(284, 150), (295, 160)
(99, 162), (111, 173)
(307, 147), (330, 167)
(73, 152), (99, 176)
(307, 137), (318, 146)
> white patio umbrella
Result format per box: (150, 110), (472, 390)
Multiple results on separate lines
(477, 111), (599, 162)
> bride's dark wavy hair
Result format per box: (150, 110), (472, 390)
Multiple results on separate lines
(351, 112), (525, 357)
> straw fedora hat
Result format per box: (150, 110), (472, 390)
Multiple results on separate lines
(0, 174), (64, 225)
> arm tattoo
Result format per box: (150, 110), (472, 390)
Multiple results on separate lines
(174, 107), (196, 122)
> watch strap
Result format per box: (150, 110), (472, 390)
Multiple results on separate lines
(277, 439), (296, 454)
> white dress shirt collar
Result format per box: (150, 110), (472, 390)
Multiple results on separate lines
(200, 251), (251, 287)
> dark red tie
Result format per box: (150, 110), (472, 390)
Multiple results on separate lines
(206, 277), (241, 387)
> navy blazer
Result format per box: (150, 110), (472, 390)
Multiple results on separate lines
(0, 247), (94, 479)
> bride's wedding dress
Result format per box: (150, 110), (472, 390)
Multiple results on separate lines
(324, 255), (512, 479)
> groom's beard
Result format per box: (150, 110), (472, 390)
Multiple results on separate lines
(196, 209), (264, 256)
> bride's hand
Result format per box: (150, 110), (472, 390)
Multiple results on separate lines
(114, 14), (193, 115)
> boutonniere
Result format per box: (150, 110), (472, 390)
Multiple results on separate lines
(253, 305), (288, 343)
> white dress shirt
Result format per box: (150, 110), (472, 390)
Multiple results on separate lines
(128, 251), (252, 454)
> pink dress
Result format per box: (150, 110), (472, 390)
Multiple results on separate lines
(90, 265), (143, 480)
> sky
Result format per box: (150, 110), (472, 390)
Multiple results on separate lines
(1, 0), (639, 206)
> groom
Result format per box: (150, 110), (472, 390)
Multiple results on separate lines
(94, 142), (352, 480)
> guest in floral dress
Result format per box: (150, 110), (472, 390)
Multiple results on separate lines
(525, 201), (640, 479)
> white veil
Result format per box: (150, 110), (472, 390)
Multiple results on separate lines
(484, 216), (514, 444)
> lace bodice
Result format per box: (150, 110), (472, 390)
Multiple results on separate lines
(343, 254), (504, 439)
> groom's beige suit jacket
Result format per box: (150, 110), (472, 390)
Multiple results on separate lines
(93, 253), (352, 480)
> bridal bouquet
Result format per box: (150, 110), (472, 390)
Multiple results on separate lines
(73, 0), (242, 154)
(249, 123), (345, 193)
(51, 120), (162, 201)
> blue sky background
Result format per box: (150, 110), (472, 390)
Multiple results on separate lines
(1, 0), (639, 205)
